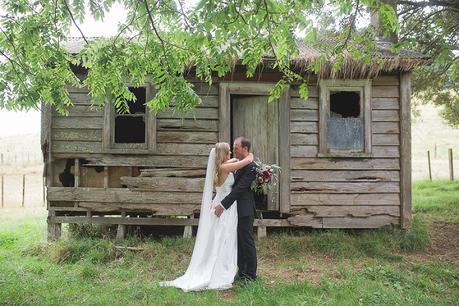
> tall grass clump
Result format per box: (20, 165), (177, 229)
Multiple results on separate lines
(399, 216), (431, 251)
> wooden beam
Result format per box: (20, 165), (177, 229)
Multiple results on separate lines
(52, 216), (293, 227)
(400, 72), (412, 229)
(47, 187), (203, 204)
(218, 83), (230, 143)
(279, 85), (291, 213)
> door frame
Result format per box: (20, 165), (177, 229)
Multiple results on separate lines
(218, 82), (290, 214)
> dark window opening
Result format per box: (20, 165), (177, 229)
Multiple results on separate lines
(330, 91), (360, 118)
(114, 87), (147, 144)
(127, 87), (146, 114)
(115, 116), (145, 143)
(59, 159), (75, 187)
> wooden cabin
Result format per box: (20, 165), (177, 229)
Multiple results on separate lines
(42, 38), (428, 240)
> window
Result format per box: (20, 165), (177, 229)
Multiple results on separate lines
(319, 80), (371, 157)
(103, 84), (156, 153)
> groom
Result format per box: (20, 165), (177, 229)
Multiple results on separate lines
(214, 136), (257, 281)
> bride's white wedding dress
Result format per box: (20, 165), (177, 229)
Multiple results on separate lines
(159, 149), (238, 292)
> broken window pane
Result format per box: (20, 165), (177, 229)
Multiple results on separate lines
(327, 91), (364, 151)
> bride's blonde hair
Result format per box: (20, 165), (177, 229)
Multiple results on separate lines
(214, 142), (230, 187)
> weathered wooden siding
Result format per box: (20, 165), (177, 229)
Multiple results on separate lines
(49, 82), (219, 216)
(47, 74), (406, 230)
(289, 75), (401, 228)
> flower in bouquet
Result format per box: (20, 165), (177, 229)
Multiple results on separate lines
(251, 159), (280, 195)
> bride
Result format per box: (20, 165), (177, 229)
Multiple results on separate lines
(159, 142), (254, 291)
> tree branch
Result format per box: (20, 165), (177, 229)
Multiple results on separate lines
(63, 0), (89, 44)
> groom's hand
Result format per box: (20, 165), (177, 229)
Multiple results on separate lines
(214, 204), (224, 217)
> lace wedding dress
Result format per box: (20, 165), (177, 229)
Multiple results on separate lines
(159, 148), (238, 292)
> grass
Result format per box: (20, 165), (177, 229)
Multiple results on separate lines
(0, 182), (458, 305)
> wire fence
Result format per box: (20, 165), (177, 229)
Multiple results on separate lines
(0, 152), (43, 166)
(0, 173), (45, 208)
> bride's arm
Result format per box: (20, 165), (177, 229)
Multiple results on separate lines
(220, 153), (253, 172)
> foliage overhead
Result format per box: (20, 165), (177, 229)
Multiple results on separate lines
(0, 0), (454, 120)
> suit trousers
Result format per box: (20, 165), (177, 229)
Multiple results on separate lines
(237, 215), (257, 279)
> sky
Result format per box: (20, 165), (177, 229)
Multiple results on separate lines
(0, 4), (127, 137)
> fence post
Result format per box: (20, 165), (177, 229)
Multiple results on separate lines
(449, 148), (454, 181)
(1, 175), (3, 208)
(427, 150), (432, 181)
(0, 153), (3, 165)
(22, 174), (25, 208)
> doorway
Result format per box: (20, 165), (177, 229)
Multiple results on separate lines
(231, 95), (279, 211)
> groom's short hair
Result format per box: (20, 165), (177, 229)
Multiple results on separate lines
(237, 137), (251, 152)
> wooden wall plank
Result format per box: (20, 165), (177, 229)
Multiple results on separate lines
(322, 215), (399, 228)
(52, 141), (214, 155)
(290, 145), (318, 157)
(290, 122), (318, 133)
(291, 158), (400, 170)
(290, 98), (318, 109)
(290, 182), (400, 193)
(291, 205), (400, 217)
(170, 96), (218, 108)
(372, 86), (400, 98)
(157, 131), (218, 143)
(78, 202), (200, 215)
(373, 122), (400, 134)
(290, 109), (318, 122)
(290, 145), (400, 158)
(66, 85), (89, 94)
(53, 154), (210, 167)
(372, 98), (399, 110)
(52, 129), (102, 142)
(157, 108), (218, 120)
(69, 93), (92, 105)
(47, 187), (202, 204)
(372, 110), (400, 122)
(53, 105), (103, 117)
(50, 203), (201, 215)
(156, 143), (214, 155)
(53, 117), (103, 129)
(120, 176), (204, 192)
(373, 146), (400, 158)
(157, 119), (218, 132)
(291, 170), (400, 182)
(52, 141), (102, 153)
(373, 134), (400, 146)
(291, 193), (400, 206)
(290, 133), (318, 145)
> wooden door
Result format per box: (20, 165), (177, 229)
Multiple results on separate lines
(231, 95), (279, 211)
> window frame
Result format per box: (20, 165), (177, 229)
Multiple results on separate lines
(318, 79), (372, 158)
(102, 83), (156, 154)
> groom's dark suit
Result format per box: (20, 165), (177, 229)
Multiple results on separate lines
(221, 162), (257, 280)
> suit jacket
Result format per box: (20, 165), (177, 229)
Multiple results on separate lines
(221, 162), (257, 218)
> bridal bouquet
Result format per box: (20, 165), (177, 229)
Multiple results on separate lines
(250, 159), (280, 195)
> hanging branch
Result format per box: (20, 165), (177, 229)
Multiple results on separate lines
(62, 0), (89, 44)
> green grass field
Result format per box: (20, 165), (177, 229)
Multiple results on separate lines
(1, 181), (458, 305)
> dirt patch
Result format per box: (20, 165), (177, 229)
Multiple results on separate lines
(409, 222), (459, 266)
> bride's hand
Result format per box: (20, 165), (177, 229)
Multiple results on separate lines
(247, 153), (254, 163)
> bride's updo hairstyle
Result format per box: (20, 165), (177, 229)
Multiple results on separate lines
(214, 142), (230, 187)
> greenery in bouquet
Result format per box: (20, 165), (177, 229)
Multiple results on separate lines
(250, 159), (280, 195)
